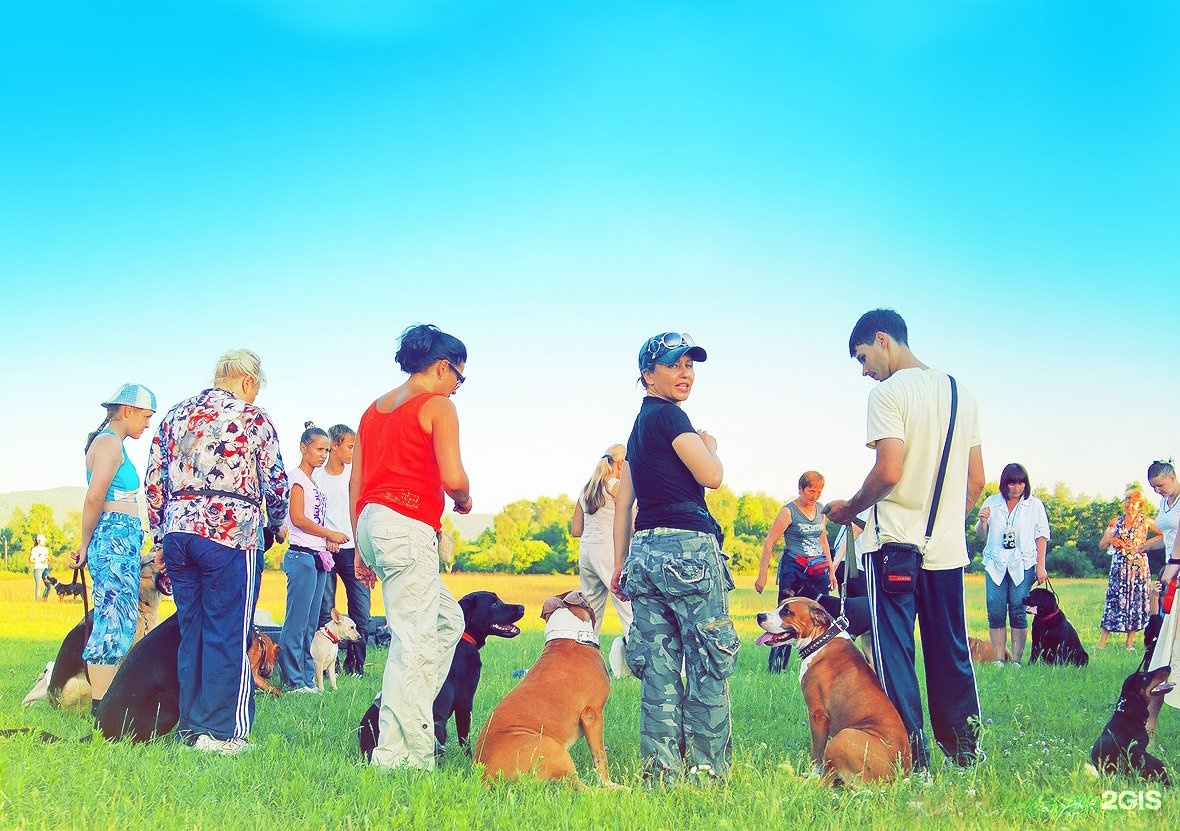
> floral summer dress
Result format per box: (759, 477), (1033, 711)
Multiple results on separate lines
(1100, 514), (1150, 632)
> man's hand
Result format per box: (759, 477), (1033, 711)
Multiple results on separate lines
(355, 559), (378, 589)
(823, 499), (856, 526)
(610, 566), (630, 601)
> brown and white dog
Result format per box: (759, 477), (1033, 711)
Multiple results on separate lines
(311, 609), (361, 691)
(473, 590), (615, 786)
(757, 597), (912, 785)
(23, 553), (170, 714)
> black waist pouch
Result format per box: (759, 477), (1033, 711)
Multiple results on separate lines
(878, 541), (922, 594)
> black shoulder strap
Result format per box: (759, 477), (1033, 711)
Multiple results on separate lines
(924, 374), (958, 547)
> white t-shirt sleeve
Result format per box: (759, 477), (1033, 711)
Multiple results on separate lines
(1033, 498), (1050, 541)
(866, 383), (905, 447)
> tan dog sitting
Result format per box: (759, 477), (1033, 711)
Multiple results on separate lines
(248, 629), (282, 697)
(473, 590), (615, 786)
(757, 597), (912, 785)
(968, 636), (1011, 665)
(311, 609), (360, 691)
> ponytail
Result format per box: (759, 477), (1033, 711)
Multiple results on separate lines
(84, 406), (121, 453)
(580, 444), (626, 515)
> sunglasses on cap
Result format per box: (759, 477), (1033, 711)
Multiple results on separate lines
(641, 332), (696, 363)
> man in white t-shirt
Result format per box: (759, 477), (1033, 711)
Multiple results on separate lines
(826, 308), (986, 772)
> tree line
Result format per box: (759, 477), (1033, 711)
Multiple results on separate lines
(2, 482), (1148, 578)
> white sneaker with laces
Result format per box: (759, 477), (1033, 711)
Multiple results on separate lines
(193, 735), (251, 755)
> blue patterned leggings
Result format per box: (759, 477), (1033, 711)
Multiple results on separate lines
(83, 512), (143, 665)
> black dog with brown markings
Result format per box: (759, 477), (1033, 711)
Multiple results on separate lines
(1022, 587), (1089, 667)
(1090, 666), (1173, 784)
(359, 590), (525, 759)
(44, 575), (86, 602)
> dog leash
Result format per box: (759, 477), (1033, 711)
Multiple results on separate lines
(74, 567), (92, 685)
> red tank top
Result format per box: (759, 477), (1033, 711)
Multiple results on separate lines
(356, 393), (445, 530)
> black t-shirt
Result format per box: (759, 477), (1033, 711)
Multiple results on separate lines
(627, 396), (714, 535)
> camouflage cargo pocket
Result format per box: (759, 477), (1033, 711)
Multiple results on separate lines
(624, 633), (649, 679)
(697, 616), (740, 679)
(656, 559), (714, 597)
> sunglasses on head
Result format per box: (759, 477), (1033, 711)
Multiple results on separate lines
(643, 332), (696, 364)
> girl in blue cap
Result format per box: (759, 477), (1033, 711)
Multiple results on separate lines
(69, 382), (157, 716)
(610, 332), (739, 782)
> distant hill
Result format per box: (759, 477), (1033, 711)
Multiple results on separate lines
(1, 487), (495, 541)
(0, 487), (87, 521)
(449, 512), (493, 541)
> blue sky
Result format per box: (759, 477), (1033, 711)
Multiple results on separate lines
(2, 1), (1177, 514)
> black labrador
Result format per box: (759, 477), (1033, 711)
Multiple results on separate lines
(359, 590), (525, 759)
(1022, 587), (1089, 667)
(95, 615), (182, 742)
(1091, 666), (1173, 784)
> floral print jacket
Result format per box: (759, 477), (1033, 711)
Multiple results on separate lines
(145, 388), (289, 551)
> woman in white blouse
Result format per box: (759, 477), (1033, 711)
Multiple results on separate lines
(975, 463), (1050, 667)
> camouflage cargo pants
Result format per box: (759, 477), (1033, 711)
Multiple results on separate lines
(621, 528), (740, 781)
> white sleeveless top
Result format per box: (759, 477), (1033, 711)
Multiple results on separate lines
(1158, 492), (1180, 559)
(579, 477), (619, 545)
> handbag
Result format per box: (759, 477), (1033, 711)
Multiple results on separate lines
(876, 375), (959, 595)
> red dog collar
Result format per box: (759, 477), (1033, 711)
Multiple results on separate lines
(1039, 608), (1061, 623)
(320, 625), (340, 644)
(461, 631), (477, 646)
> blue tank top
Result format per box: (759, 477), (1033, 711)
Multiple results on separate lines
(782, 500), (825, 559)
(86, 429), (140, 502)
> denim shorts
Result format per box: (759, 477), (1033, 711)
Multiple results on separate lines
(985, 566), (1035, 629)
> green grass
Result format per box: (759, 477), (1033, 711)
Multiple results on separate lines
(0, 573), (1176, 829)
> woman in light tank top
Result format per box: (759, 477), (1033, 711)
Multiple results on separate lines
(70, 382), (157, 716)
(1145, 460), (1180, 728)
(755, 470), (835, 672)
(572, 444), (633, 677)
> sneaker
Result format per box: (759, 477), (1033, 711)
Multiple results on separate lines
(993, 660), (1004, 668)
(1010, 661), (1021, 668)
(609, 637), (631, 679)
(288, 686), (321, 694)
(193, 735), (251, 755)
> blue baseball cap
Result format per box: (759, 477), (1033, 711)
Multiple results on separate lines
(102, 383), (157, 412)
(637, 332), (708, 372)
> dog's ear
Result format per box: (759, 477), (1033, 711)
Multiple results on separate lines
(561, 590), (597, 628)
(810, 601), (834, 632)
(540, 597), (564, 621)
(331, 608), (342, 623)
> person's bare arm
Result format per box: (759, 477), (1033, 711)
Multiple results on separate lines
(571, 501), (585, 537)
(755, 507), (792, 594)
(428, 397), (472, 513)
(70, 436), (121, 568)
(966, 445), (985, 514)
(671, 431), (723, 489)
(825, 438), (904, 525)
(611, 463), (636, 600)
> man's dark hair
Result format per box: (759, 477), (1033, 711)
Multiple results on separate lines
(848, 309), (909, 357)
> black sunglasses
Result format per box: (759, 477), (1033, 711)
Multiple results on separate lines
(447, 361), (465, 390)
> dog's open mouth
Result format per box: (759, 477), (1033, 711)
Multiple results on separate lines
(755, 630), (795, 647)
(155, 573), (173, 597)
(490, 623), (521, 638)
(1151, 681), (1176, 696)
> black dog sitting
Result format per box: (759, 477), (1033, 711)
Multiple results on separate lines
(95, 615), (181, 742)
(1022, 587), (1089, 666)
(1091, 666), (1173, 784)
(358, 591), (524, 760)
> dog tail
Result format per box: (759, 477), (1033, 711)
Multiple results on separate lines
(0, 727), (92, 744)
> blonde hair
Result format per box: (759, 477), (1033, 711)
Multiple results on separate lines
(1124, 489), (1147, 512)
(213, 349), (265, 387)
(581, 444), (626, 515)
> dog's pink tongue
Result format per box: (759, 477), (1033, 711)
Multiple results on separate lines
(756, 632), (776, 647)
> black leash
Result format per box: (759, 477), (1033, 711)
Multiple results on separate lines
(73, 566), (92, 685)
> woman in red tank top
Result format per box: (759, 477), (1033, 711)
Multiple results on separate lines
(351, 324), (472, 771)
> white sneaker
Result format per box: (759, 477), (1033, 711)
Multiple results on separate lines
(609, 637), (631, 679)
(993, 660), (1004, 668)
(193, 735), (251, 755)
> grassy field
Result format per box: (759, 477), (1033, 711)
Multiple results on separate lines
(0, 572), (1176, 829)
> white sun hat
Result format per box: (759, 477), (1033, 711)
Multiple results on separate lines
(101, 383), (157, 412)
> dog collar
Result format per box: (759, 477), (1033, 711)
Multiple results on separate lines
(1039, 608), (1061, 622)
(461, 631), (477, 646)
(544, 629), (600, 648)
(797, 622), (846, 661)
(320, 625), (340, 644)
